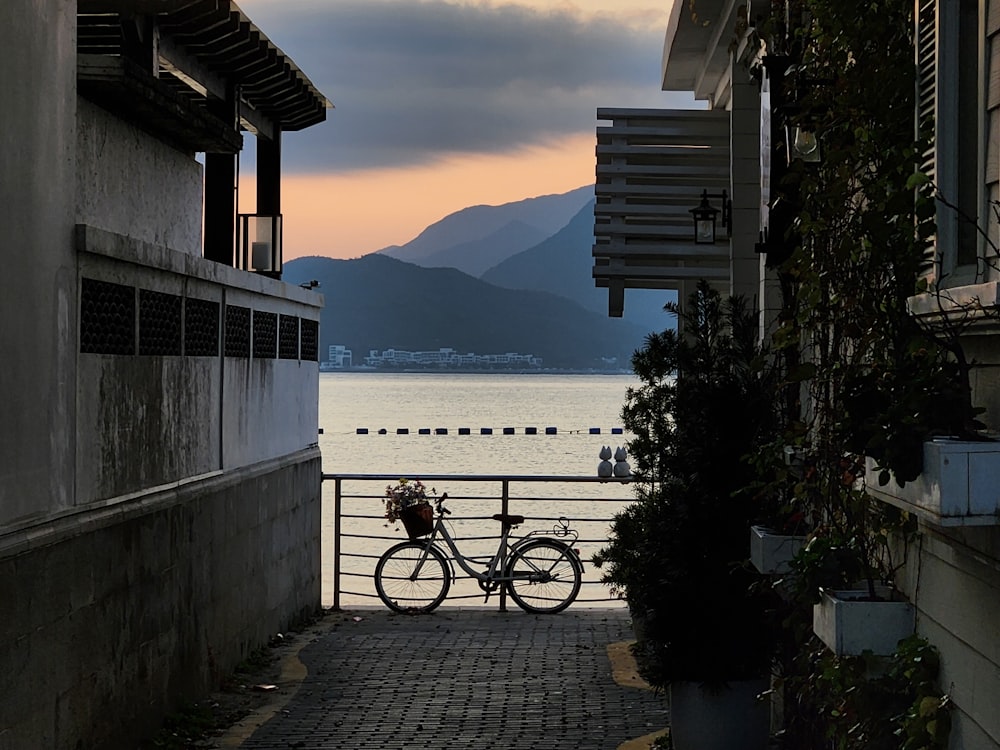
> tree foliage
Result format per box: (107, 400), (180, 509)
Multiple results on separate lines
(595, 282), (781, 686)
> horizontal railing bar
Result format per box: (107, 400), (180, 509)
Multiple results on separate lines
(342, 501), (630, 514)
(341, 579), (611, 595)
(326, 473), (632, 612)
(339, 498), (630, 505)
(324, 473), (631, 483)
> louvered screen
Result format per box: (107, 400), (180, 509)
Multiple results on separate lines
(916, 0), (937, 181)
(915, 0), (938, 278)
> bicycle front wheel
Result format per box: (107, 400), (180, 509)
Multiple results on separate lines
(506, 539), (582, 614)
(374, 542), (451, 613)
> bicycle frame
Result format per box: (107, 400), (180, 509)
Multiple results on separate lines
(416, 515), (516, 585)
(409, 511), (576, 591)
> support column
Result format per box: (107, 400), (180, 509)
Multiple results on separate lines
(204, 154), (236, 264)
(256, 131), (281, 216)
(204, 84), (238, 265)
(729, 58), (763, 311)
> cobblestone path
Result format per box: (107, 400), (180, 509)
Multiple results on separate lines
(236, 607), (667, 750)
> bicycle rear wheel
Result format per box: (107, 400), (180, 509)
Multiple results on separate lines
(505, 539), (582, 614)
(374, 541), (451, 613)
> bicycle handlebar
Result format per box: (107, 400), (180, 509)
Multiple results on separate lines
(436, 493), (452, 515)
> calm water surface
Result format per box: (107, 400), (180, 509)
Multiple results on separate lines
(318, 372), (637, 475)
(317, 372), (639, 607)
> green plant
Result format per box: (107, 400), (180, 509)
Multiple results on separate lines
(754, 0), (973, 489)
(594, 281), (781, 688)
(776, 635), (951, 750)
(840, 348), (974, 485)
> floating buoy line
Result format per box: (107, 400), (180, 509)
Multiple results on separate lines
(340, 426), (626, 436)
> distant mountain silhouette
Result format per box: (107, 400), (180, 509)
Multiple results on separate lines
(283, 254), (647, 369)
(379, 186), (592, 267)
(417, 220), (548, 277)
(482, 201), (675, 334)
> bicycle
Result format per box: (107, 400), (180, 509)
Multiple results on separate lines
(374, 493), (583, 614)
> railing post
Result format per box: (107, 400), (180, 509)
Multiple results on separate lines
(499, 478), (509, 612)
(333, 476), (342, 611)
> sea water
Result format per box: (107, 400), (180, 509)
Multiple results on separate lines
(317, 372), (639, 607)
(318, 372), (637, 475)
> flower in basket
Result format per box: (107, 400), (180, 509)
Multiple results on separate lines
(384, 478), (434, 524)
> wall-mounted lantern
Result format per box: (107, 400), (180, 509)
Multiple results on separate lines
(237, 213), (283, 278)
(787, 125), (821, 163)
(690, 189), (732, 244)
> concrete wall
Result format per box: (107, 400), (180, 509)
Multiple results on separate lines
(0, 451), (321, 750)
(0, 0), (78, 527)
(75, 226), (321, 503)
(76, 98), (203, 254)
(221, 289), (321, 470)
(0, 4), (326, 748)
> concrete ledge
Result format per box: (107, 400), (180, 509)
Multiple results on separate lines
(76, 223), (323, 309)
(0, 446), (320, 559)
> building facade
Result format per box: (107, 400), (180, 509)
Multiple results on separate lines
(595, 1), (1000, 747)
(0, 2), (328, 747)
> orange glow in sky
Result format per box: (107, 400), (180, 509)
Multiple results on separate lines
(232, 0), (676, 261)
(240, 131), (598, 260)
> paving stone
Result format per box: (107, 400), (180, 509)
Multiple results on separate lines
(238, 607), (667, 749)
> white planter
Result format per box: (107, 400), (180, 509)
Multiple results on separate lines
(669, 678), (770, 750)
(812, 585), (915, 656)
(749, 525), (806, 575)
(865, 438), (1000, 526)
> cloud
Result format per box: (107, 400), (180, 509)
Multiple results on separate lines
(241, 0), (693, 173)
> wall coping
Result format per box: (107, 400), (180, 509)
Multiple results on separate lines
(75, 224), (323, 310)
(0, 447), (321, 559)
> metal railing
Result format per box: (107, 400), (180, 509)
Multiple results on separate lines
(323, 474), (634, 611)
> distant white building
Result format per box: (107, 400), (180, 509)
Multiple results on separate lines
(325, 345), (353, 368)
(365, 347), (541, 368)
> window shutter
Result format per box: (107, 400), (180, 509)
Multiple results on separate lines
(916, 0), (937, 184)
(915, 0), (938, 279)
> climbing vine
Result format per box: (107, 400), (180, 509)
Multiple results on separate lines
(748, 1), (955, 746)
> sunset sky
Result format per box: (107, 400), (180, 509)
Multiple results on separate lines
(236, 0), (698, 260)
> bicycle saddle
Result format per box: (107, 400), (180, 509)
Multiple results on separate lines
(492, 513), (525, 526)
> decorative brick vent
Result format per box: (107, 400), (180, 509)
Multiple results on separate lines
(80, 278), (135, 355)
(139, 289), (182, 355)
(185, 298), (220, 357)
(300, 318), (319, 361)
(253, 310), (278, 358)
(225, 305), (251, 358)
(279, 315), (300, 359)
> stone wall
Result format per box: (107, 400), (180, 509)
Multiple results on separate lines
(0, 451), (322, 750)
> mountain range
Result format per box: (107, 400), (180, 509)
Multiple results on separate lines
(378, 186), (593, 273)
(283, 186), (676, 368)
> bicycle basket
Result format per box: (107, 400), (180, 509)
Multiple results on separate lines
(400, 503), (434, 539)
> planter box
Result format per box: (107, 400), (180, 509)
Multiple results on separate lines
(749, 525), (805, 575)
(670, 678), (770, 750)
(865, 439), (1000, 526)
(812, 585), (914, 656)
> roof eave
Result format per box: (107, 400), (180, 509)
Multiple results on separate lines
(661, 0), (743, 104)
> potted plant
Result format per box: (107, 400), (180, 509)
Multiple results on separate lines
(384, 478), (435, 539)
(812, 583), (915, 656)
(594, 283), (780, 750)
(750, 523), (807, 576)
